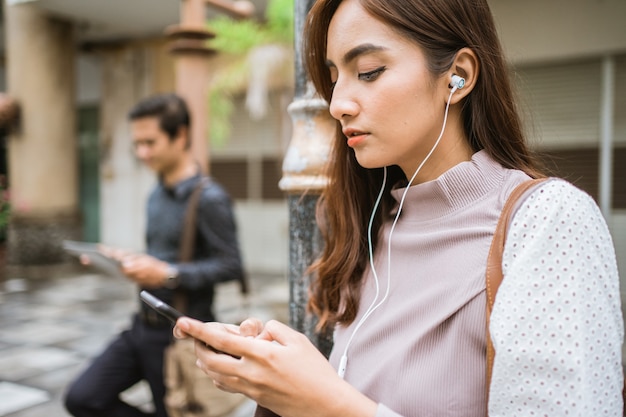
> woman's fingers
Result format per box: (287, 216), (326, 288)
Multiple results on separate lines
(179, 316), (350, 416)
(174, 316), (262, 352)
(239, 317), (264, 337)
(257, 319), (305, 345)
(173, 322), (190, 339)
(175, 317), (252, 360)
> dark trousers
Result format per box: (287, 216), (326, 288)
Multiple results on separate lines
(64, 315), (172, 417)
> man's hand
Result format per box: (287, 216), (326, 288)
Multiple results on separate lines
(120, 253), (170, 288)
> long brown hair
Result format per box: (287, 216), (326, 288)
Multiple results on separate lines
(303, 0), (543, 330)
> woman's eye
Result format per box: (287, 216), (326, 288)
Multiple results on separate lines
(358, 66), (386, 82)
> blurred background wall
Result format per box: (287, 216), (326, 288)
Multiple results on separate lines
(0, 0), (623, 288)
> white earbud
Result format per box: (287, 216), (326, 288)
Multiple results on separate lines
(450, 75), (466, 93)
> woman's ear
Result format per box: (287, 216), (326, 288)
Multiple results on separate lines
(446, 47), (479, 105)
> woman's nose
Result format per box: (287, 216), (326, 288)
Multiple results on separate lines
(328, 86), (359, 121)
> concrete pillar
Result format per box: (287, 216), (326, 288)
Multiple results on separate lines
(279, 0), (334, 356)
(167, 0), (216, 174)
(167, 0), (256, 175)
(99, 44), (160, 252)
(4, 2), (79, 265)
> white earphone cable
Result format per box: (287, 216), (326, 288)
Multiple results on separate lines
(338, 166), (387, 378)
(338, 86), (457, 378)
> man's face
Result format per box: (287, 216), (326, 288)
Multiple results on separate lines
(131, 117), (185, 174)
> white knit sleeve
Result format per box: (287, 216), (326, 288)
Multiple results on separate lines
(489, 179), (624, 416)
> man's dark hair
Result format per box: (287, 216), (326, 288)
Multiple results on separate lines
(128, 93), (191, 145)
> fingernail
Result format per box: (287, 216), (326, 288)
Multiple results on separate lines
(177, 318), (189, 331)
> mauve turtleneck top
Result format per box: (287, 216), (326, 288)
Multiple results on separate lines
(328, 151), (623, 417)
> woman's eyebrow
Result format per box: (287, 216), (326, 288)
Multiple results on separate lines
(325, 43), (387, 68)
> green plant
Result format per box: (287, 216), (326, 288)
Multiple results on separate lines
(209, 0), (293, 52)
(206, 0), (294, 146)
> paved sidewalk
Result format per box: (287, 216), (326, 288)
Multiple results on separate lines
(0, 264), (289, 417)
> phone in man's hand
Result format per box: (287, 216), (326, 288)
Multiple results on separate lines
(62, 240), (124, 278)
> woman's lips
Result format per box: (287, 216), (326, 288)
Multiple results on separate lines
(343, 127), (369, 147)
(347, 134), (366, 147)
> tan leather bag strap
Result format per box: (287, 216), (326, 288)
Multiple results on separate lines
(173, 178), (207, 313)
(485, 178), (547, 409)
(179, 177), (207, 263)
(176, 177), (249, 312)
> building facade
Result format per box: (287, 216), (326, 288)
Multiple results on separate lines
(0, 0), (624, 286)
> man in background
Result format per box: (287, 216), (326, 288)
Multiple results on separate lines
(64, 93), (244, 417)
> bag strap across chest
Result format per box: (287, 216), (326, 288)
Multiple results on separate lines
(174, 177), (248, 314)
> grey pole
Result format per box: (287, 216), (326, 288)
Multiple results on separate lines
(279, 0), (334, 357)
(293, 0), (315, 98)
(598, 55), (615, 222)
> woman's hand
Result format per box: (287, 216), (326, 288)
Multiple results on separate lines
(174, 317), (377, 417)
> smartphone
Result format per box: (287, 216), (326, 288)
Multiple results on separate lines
(139, 290), (184, 324)
(62, 240), (123, 278)
(139, 290), (240, 359)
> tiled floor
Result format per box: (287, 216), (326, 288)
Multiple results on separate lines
(0, 265), (288, 417)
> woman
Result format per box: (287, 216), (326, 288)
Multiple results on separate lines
(174, 0), (624, 415)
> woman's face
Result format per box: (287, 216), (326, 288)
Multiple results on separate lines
(326, 0), (451, 178)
